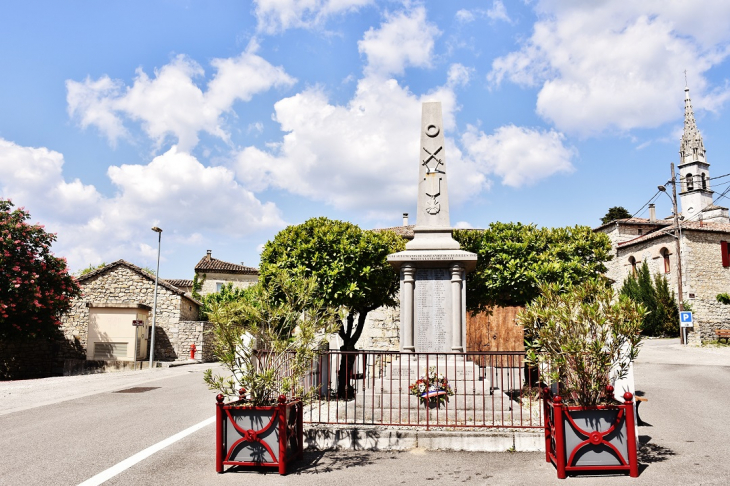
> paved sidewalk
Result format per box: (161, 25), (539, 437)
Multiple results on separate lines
(0, 361), (215, 416)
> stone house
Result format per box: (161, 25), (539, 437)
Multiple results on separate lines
(597, 86), (730, 345)
(59, 260), (210, 363)
(194, 250), (259, 296)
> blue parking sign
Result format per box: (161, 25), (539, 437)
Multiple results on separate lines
(680, 311), (693, 328)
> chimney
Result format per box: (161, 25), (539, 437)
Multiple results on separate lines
(403, 212), (409, 226)
(241, 262), (245, 266)
(206, 250), (212, 260)
(649, 204), (656, 223)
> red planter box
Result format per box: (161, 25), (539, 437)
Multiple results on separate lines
(543, 388), (639, 479)
(215, 394), (303, 475)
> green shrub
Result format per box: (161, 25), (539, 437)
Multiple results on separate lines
(203, 271), (339, 406)
(519, 279), (644, 406)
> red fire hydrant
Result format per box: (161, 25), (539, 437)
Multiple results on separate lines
(190, 343), (196, 360)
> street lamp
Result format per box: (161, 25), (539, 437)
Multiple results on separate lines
(659, 163), (686, 344)
(149, 226), (163, 367)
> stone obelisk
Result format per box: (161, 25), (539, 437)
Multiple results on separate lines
(388, 102), (477, 353)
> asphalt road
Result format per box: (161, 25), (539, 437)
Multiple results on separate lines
(1, 339), (729, 485)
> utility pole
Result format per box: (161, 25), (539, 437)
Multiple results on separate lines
(670, 163), (686, 344)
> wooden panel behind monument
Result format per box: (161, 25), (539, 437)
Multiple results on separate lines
(466, 306), (525, 367)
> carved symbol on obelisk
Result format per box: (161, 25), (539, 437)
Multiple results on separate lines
(422, 146), (444, 174)
(425, 175), (441, 215)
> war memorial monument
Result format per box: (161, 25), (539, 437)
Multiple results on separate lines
(388, 101), (477, 353)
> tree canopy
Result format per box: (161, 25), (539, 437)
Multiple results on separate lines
(454, 223), (612, 312)
(620, 261), (679, 336)
(601, 206), (632, 224)
(259, 217), (405, 350)
(1, 199), (80, 340)
(198, 282), (257, 321)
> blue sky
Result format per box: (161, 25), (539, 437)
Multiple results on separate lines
(3, 1), (730, 279)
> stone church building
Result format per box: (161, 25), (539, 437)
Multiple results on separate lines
(596, 86), (730, 345)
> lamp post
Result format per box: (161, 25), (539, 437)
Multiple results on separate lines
(149, 226), (163, 367)
(659, 162), (686, 344)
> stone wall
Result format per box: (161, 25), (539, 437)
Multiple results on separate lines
(598, 223), (669, 286)
(1, 339), (56, 380)
(357, 306), (400, 351)
(613, 230), (730, 344)
(171, 321), (216, 362)
(682, 231), (730, 344)
(59, 265), (201, 361)
(199, 271), (258, 296)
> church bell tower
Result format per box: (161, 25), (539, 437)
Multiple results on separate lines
(678, 84), (726, 222)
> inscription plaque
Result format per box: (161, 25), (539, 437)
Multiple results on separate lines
(414, 268), (452, 352)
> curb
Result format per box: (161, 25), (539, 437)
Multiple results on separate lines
(162, 359), (203, 368)
(303, 426), (544, 452)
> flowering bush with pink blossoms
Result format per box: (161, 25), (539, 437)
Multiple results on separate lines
(1, 199), (80, 340)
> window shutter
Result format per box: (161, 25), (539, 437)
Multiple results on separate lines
(722, 241), (729, 267)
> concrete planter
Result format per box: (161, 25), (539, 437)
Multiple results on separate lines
(215, 394), (303, 475)
(543, 389), (639, 479)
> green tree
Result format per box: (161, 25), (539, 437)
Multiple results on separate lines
(191, 273), (205, 301)
(601, 206), (632, 225)
(204, 272), (339, 405)
(454, 223), (612, 313)
(199, 282), (257, 320)
(1, 199), (81, 340)
(620, 261), (679, 336)
(76, 262), (107, 276)
(260, 217), (405, 398)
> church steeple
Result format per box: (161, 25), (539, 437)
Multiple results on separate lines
(680, 84), (706, 165)
(677, 83), (727, 222)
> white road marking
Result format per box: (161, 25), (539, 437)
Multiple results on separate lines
(77, 415), (215, 486)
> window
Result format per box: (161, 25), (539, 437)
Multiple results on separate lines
(216, 282), (224, 292)
(701, 173), (707, 190)
(686, 174), (694, 191)
(638, 229), (643, 235)
(629, 256), (637, 276)
(722, 241), (730, 267)
(660, 248), (670, 273)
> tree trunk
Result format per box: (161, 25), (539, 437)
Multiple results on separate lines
(336, 309), (370, 399)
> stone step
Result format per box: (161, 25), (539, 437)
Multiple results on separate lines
(302, 401), (536, 426)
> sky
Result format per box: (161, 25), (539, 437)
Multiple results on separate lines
(3, 1), (730, 279)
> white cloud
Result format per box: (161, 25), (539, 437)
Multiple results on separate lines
(485, 1), (510, 22)
(234, 75), (488, 218)
(358, 6), (441, 77)
(67, 49), (295, 151)
(66, 76), (127, 146)
(455, 9), (475, 24)
(461, 125), (576, 188)
(253, 0), (373, 34)
(488, 1), (730, 136)
(454, 221), (474, 229)
(0, 138), (283, 271)
(0, 138), (101, 223)
(455, 2), (511, 25)
(447, 63), (472, 88)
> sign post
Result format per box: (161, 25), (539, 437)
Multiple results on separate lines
(132, 320), (144, 370)
(680, 311), (693, 346)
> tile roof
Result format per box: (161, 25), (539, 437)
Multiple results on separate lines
(593, 217), (672, 232)
(78, 260), (185, 296)
(617, 220), (730, 248)
(372, 225), (416, 239)
(165, 279), (193, 288)
(194, 255), (259, 274)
